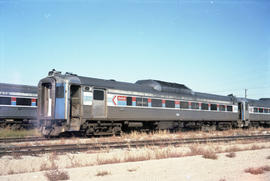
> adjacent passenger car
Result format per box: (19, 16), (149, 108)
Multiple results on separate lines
(0, 83), (38, 129)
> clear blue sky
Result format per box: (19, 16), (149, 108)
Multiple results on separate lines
(0, 0), (269, 99)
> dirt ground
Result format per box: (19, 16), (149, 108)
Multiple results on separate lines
(0, 147), (270, 181)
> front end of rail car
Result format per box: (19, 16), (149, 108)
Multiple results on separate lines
(38, 70), (80, 136)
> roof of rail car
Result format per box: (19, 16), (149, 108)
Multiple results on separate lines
(0, 83), (37, 94)
(74, 75), (234, 102)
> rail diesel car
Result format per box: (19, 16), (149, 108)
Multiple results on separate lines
(0, 83), (38, 129)
(38, 70), (270, 137)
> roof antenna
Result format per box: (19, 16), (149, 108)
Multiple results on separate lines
(48, 69), (61, 76)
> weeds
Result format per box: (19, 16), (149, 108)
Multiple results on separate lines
(0, 128), (41, 138)
(244, 167), (264, 175)
(11, 152), (23, 159)
(225, 152), (236, 158)
(244, 165), (270, 175)
(120, 128), (270, 142)
(48, 152), (59, 170)
(187, 145), (218, 159)
(49, 152), (59, 161)
(40, 162), (50, 171)
(1, 128), (270, 177)
(188, 145), (204, 156)
(123, 153), (150, 162)
(44, 169), (70, 181)
(202, 150), (218, 160)
(67, 154), (84, 168)
(127, 168), (137, 172)
(96, 155), (121, 165)
(7, 170), (15, 175)
(95, 170), (111, 177)
(250, 145), (264, 150)
(39, 153), (59, 171)
(262, 165), (270, 171)
(59, 138), (66, 145)
(225, 146), (241, 153)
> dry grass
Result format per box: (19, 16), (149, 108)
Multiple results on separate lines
(67, 154), (86, 168)
(44, 169), (69, 181)
(127, 168), (137, 172)
(11, 152), (23, 159)
(92, 142), (268, 165)
(202, 150), (218, 160)
(262, 165), (270, 171)
(188, 145), (205, 155)
(94, 144), (220, 166)
(155, 148), (183, 159)
(2, 128), (270, 176)
(59, 138), (67, 145)
(10, 127), (270, 148)
(187, 145), (217, 160)
(96, 155), (121, 165)
(250, 145), (265, 150)
(49, 152), (59, 161)
(7, 170), (15, 175)
(48, 152), (59, 170)
(245, 167), (265, 175)
(95, 170), (111, 177)
(175, 127), (270, 140)
(226, 152), (236, 158)
(1, 142), (270, 176)
(95, 146), (185, 165)
(40, 162), (50, 171)
(4, 152), (62, 175)
(123, 152), (151, 162)
(223, 144), (266, 153)
(0, 128), (41, 138)
(244, 165), (270, 175)
(39, 152), (59, 171)
(224, 146), (241, 153)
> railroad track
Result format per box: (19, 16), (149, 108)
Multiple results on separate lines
(1, 134), (270, 156)
(0, 136), (48, 143)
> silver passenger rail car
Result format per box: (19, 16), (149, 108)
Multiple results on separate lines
(38, 70), (270, 137)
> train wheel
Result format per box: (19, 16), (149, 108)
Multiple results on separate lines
(112, 125), (122, 136)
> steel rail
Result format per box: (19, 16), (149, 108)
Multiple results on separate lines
(0, 133), (269, 144)
(0, 136), (48, 143)
(1, 134), (270, 156)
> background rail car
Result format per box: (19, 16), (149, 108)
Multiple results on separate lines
(38, 70), (270, 137)
(0, 83), (38, 129)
